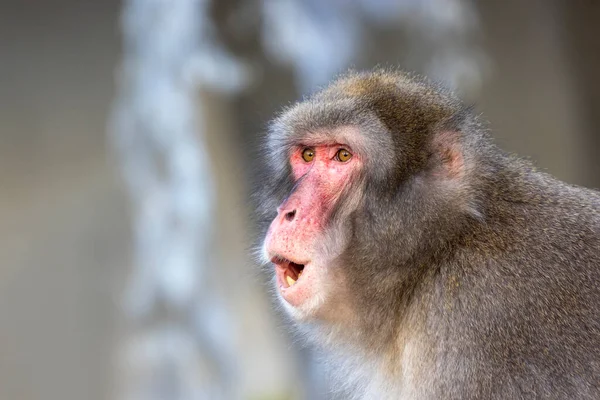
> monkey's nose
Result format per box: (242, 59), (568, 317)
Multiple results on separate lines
(284, 209), (296, 222)
(276, 203), (298, 223)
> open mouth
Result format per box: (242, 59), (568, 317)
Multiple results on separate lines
(272, 255), (306, 289)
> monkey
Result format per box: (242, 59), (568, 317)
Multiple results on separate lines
(254, 70), (600, 400)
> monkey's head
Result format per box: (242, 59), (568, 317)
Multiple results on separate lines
(258, 70), (485, 325)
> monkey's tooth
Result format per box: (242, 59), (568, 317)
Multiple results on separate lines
(286, 275), (296, 286)
(298, 270), (303, 277)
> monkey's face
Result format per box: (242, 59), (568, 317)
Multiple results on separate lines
(262, 133), (364, 320)
(259, 71), (464, 322)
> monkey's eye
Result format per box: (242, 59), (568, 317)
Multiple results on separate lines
(335, 148), (352, 162)
(301, 148), (315, 162)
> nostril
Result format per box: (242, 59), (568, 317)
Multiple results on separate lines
(284, 209), (296, 222)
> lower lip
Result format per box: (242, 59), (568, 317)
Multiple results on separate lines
(275, 263), (311, 306)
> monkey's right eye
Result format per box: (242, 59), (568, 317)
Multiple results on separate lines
(301, 148), (315, 162)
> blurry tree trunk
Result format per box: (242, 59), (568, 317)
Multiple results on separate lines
(110, 0), (235, 399)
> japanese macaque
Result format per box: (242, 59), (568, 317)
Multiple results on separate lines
(255, 70), (600, 399)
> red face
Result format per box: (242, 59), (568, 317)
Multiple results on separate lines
(263, 140), (361, 316)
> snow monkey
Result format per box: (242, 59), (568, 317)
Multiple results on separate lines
(256, 70), (600, 400)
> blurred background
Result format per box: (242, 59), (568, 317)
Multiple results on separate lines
(0, 0), (598, 399)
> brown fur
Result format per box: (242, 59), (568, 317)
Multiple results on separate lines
(255, 69), (600, 399)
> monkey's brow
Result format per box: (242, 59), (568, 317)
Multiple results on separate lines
(291, 128), (356, 146)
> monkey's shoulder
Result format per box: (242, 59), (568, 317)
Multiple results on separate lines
(454, 170), (600, 299)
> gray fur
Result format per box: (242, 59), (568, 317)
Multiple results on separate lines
(254, 70), (600, 399)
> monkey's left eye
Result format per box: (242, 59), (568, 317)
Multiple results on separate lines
(335, 148), (352, 162)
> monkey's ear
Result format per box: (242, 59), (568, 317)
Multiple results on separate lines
(430, 130), (465, 179)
